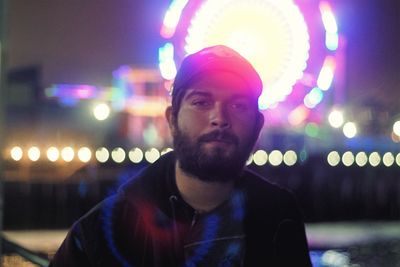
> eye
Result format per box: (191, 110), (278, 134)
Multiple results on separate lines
(231, 100), (250, 111)
(191, 98), (212, 108)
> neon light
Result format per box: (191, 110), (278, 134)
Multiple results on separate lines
(160, 0), (189, 38)
(320, 1), (338, 51)
(304, 87), (324, 108)
(159, 42), (177, 80)
(317, 56), (336, 90)
(184, 0), (310, 109)
(288, 105), (310, 126)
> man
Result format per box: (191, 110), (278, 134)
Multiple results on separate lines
(50, 45), (311, 266)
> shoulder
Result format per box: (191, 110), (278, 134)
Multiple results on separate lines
(241, 169), (303, 219)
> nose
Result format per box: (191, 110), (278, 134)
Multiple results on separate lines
(210, 103), (230, 129)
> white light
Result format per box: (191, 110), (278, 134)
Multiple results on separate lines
(28, 146), (40, 162)
(145, 148), (160, 163)
(246, 154), (253, 166)
(343, 122), (357, 138)
(158, 43), (177, 80)
(129, 148), (144, 163)
(396, 153), (400, 167)
(61, 147), (75, 162)
(369, 152), (381, 167)
(78, 147), (92, 163)
(393, 121), (400, 136)
(184, 0), (310, 108)
(355, 152), (368, 167)
(95, 147), (110, 163)
(327, 151), (340, 166)
(10, 146), (23, 161)
(111, 147), (126, 163)
(93, 103), (111, 121)
(269, 150), (283, 166)
(47, 147), (60, 162)
(253, 150), (268, 166)
(160, 147), (173, 156)
(328, 110), (344, 128)
(382, 152), (394, 167)
(283, 150), (297, 166)
(342, 151), (354, 167)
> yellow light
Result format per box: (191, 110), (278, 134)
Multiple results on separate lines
(129, 148), (144, 163)
(47, 147), (60, 162)
(93, 103), (111, 121)
(342, 151), (354, 167)
(355, 152), (368, 167)
(269, 150), (283, 166)
(61, 147), (75, 162)
(10, 146), (23, 161)
(160, 147), (173, 156)
(95, 147), (109, 163)
(145, 148), (160, 163)
(28, 146), (40, 162)
(111, 147), (126, 163)
(283, 150), (297, 166)
(368, 152), (381, 167)
(327, 151), (340, 166)
(78, 147), (92, 163)
(382, 152), (394, 167)
(396, 153), (400, 167)
(253, 150), (268, 166)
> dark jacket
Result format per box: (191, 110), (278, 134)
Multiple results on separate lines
(50, 152), (311, 267)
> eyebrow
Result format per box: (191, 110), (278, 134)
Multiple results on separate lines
(184, 89), (253, 101)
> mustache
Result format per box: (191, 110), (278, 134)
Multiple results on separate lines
(198, 130), (239, 145)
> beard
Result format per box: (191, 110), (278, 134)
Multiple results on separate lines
(172, 125), (256, 183)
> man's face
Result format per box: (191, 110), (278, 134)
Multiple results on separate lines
(167, 72), (264, 182)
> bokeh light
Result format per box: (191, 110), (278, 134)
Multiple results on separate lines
(343, 122), (357, 138)
(328, 109), (344, 128)
(283, 150), (297, 166)
(269, 150), (283, 166)
(78, 147), (92, 163)
(253, 150), (268, 166)
(382, 152), (394, 167)
(93, 103), (111, 121)
(342, 151), (354, 167)
(61, 147), (75, 162)
(355, 152), (368, 167)
(129, 148), (144, 163)
(28, 146), (41, 162)
(47, 147), (60, 162)
(111, 147), (126, 163)
(10, 146), (23, 161)
(368, 152), (381, 167)
(327, 151), (340, 166)
(145, 148), (160, 163)
(96, 147), (110, 163)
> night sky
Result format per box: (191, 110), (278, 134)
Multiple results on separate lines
(7, 0), (400, 120)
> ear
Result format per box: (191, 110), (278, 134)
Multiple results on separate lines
(165, 106), (176, 134)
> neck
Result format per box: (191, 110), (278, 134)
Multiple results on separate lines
(175, 161), (235, 213)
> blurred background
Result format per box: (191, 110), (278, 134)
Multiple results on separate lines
(1, 0), (400, 266)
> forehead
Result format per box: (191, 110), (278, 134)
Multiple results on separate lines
(184, 71), (256, 99)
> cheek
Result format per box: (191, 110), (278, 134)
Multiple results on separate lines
(177, 109), (208, 135)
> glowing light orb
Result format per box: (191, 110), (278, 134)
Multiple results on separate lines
(327, 151), (340, 166)
(269, 150), (283, 166)
(383, 152), (394, 167)
(283, 150), (297, 166)
(129, 148), (144, 163)
(355, 152), (368, 167)
(145, 148), (161, 163)
(111, 148), (126, 163)
(11, 146), (23, 161)
(47, 147), (60, 162)
(61, 147), (75, 162)
(343, 122), (357, 138)
(28, 146), (41, 162)
(253, 150), (268, 166)
(328, 109), (344, 128)
(393, 121), (400, 136)
(78, 147), (92, 163)
(96, 147), (110, 163)
(93, 103), (111, 121)
(184, 0), (310, 108)
(342, 151), (354, 167)
(369, 152), (381, 167)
